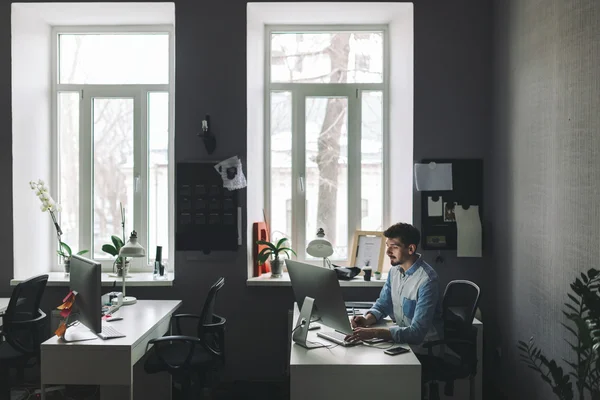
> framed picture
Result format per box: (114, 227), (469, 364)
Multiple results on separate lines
(349, 231), (386, 272)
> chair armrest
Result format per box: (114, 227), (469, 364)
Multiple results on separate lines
(202, 314), (226, 333)
(146, 335), (204, 370)
(8, 310), (47, 325)
(170, 314), (201, 335)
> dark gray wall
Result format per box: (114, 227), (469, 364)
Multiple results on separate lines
(0, 0), (494, 386)
(492, 0), (600, 398)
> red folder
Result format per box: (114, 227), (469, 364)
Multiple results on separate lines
(252, 222), (271, 276)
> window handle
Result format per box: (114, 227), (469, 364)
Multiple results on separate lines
(135, 174), (141, 193)
(299, 175), (305, 193)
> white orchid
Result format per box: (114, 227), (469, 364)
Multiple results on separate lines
(30, 180), (60, 213)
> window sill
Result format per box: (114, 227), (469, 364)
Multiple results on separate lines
(11, 272), (174, 287)
(246, 272), (386, 287)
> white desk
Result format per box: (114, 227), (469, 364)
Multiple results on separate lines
(0, 298), (9, 326)
(289, 305), (422, 400)
(289, 306), (483, 400)
(40, 300), (182, 400)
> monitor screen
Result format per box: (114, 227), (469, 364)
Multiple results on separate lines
(70, 255), (102, 334)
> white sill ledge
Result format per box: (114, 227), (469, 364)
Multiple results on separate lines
(11, 272), (174, 287)
(247, 272), (387, 287)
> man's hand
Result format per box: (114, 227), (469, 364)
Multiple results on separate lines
(345, 327), (392, 343)
(351, 313), (377, 328)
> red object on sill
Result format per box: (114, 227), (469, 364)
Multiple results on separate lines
(252, 222), (271, 276)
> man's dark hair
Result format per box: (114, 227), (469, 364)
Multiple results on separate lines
(383, 222), (420, 248)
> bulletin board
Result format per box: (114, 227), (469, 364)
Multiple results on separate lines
(176, 162), (239, 252)
(419, 159), (483, 251)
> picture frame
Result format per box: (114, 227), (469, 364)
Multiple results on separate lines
(349, 231), (386, 273)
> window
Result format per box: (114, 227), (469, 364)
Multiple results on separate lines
(54, 27), (174, 271)
(266, 27), (387, 263)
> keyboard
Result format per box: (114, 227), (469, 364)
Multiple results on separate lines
(97, 324), (126, 340)
(345, 301), (374, 309)
(317, 330), (360, 347)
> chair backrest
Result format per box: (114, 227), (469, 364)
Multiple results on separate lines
(3, 274), (49, 355)
(442, 280), (480, 334)
(198, 277), (225, 329)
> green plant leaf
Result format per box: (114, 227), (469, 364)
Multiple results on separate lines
(257, 247), (273, 265)
(278, 247), (297, 256)
(76, 250), (89, 255)
(102, 244), (118, 257)
(561, 322), (578, 338)
(567, 293), (581, 306)
(256, 240), (277, 252)
(111, 235), (124, 250)
(275, 237), (289, 250)
(60, 242), (72, 257)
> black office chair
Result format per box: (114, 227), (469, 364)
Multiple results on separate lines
(0, 274), (49, 400)
(144, 277), (226, 400)
(422, 280), (481, 400)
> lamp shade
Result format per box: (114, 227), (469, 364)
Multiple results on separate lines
(119, 230), (146, 258)
(306, 228), (334, 258)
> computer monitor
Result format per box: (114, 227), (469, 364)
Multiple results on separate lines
(286, 260), (352, 335)
(70, 254), (102, 334)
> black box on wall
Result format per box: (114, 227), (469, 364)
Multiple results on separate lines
(176, 162), (239, 252)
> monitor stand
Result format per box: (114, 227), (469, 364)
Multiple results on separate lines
(63, 323), (97, 342)
(292, 296), (322, 349)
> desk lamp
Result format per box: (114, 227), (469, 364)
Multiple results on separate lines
(115, 230), (146, 305)
(306, 228), (334, 269)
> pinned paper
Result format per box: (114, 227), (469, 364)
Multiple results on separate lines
(414, 162), (453, 191)
(427, 197), (443, 217)
(214, 156), (247, 190)
(454, 205), (482, 257)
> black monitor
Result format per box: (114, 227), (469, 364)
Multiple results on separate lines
(70, 254), (102, 334)
(286, 260), (353, 335)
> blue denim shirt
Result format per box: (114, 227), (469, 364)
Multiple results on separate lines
(367, 255), (443, 351)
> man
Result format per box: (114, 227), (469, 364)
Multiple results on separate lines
(346, 222), (443, 355)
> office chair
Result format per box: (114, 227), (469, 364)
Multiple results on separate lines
(422, 280), (480, 400)
(144, 277), (226, 400)
(0, 274), (49, 400)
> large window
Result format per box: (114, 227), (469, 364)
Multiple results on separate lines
(54, 27), (174, 270)
(266, 27), (387, 262)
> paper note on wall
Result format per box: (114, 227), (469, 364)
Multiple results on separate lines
(454, 205), (482, 257)
(414, 163), (453, 191)
(427, 197), (443, 217)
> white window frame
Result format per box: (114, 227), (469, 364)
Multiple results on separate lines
(264, 25), (390, 262)
(51, 25), (175, 272)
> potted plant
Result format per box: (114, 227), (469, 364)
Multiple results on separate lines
(517, 268), (600, 400)
(257, 237), (296, 278)
(101, 203), (129, 276)
(57, 242), (88, 275)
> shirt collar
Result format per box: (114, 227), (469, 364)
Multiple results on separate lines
(402, 254), (423, 276)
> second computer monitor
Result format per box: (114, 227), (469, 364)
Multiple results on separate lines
(286, 260), (353, 335)
(70, 255), (102, 334)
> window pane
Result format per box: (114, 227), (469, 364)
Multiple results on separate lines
(59, 34), (169, 84)
(270, 91), (292, 244)
(305, 97), (348, 260)
(361, 91), (383, 231)
(148, 92), (169, 261)
(93, 98), (134, 258)
(270, 32), (383, 84)
(58, 92), (80, 254)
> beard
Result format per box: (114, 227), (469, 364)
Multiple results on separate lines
(389, 256), (402, 266)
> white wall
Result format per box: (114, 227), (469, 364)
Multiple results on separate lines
(246, 2), (414, 276)
(11, 4), (53, 279)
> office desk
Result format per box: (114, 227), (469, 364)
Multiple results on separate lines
(40, 300), (182, 400)
(0, 298), (9, 313)
(289, 305), (422, 400)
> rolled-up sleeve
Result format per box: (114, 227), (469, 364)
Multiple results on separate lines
(367, 273), (394, 322)
(389, 279), (439, 344)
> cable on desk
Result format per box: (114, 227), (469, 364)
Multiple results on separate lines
(361, 341), (396, 349)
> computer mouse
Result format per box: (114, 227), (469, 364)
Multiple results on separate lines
(105, 316), (123, 322)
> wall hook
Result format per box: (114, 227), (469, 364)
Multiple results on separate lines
(198, 114), (216, 154)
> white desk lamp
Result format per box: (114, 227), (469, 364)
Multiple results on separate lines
(114, 230), (145, 305)
(306, 228), (334, 269)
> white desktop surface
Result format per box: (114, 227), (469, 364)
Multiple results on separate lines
(40, 300), (182, 400)
(0, 298), (9, 313)
(290, 305), (421, 400)
(248, 272), (387, 287)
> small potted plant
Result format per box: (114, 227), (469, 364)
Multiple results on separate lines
(101, 203), (129, 277)
(257, 237), (296, 278)
(57, 242), (88, 276)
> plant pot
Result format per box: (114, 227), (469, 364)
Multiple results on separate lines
(61, 258), (71, 277)
(114, 259), (131, 277)
(270, 258), (285, 278)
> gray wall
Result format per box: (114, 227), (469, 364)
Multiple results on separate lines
(492, 0), (600, 398)
(0, 0), (494, 387)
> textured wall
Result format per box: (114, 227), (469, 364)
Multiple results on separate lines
(1, 0), (493, 385)
(492, 0), (600, 398)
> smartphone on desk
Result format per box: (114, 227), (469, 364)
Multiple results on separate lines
(384, 346), (410, 356)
